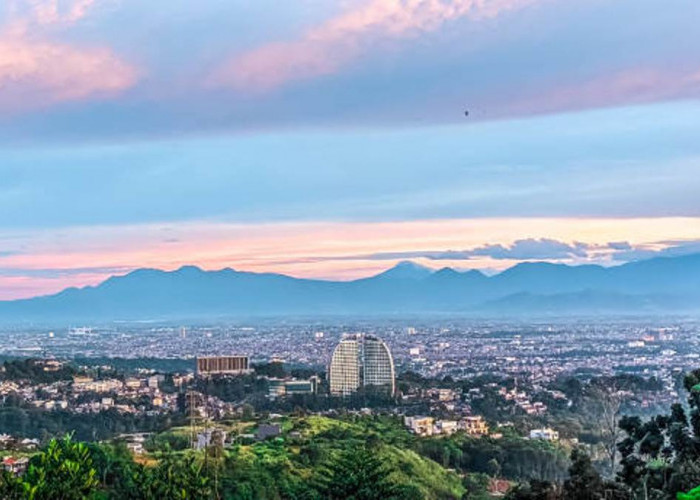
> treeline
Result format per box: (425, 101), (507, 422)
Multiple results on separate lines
(417, 434), (570, 482)
(0, 359), (75, 384)
(0, 406), (183, 442)
(506, 368), (700, 499)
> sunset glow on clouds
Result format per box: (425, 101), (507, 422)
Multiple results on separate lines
(2, 217), (700, 300)
(0, 0), (137, 111)
(0, 0), (699, 300)
(212, 0), (545, 90)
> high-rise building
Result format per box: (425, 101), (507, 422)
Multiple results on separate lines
(196, 355), (251, 376)
(329, 337), (361, 396)
(329, 334), (395, 396)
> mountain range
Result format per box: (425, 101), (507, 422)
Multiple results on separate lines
(1, 253), (700, 323)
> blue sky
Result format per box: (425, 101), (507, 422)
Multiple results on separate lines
(0, 0), (699, 298)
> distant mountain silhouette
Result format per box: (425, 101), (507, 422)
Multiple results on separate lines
(1, 254), (700, 323)
(370, 260), (435, 281)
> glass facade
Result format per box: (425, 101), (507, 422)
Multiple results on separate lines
(329, 338), (361, 396)
(329, 335), (395, 396)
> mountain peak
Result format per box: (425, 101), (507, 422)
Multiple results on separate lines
(375, 261), (434, 280)
(174, 265), (204, 274)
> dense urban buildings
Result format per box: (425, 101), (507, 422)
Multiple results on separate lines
(329, 334), (395, 396)
(1, 319), (698, 394)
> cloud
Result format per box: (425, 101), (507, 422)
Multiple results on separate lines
(611, 239), (700, 262)
(607, 241), (632, 251)
(353, 238), (700, 264)
(0, 0), (138, 111)
(31, 0), (96, 25)
(0, 38), (138, 109)
(211, 0), (543, 91)
(469, 238), (593, 260)
(0, 265), (129, 279)
(504, 66), (700, 117)
(336, 238), (633, 262)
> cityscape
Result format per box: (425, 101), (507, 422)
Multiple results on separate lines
(2, 0), (700, 498)
(1, 319), (699, 392)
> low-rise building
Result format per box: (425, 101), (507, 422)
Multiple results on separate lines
(2, 456), (29, 475)
(461, 416), (489, 436)
(436, 420), (459, 435)
(404, 416), (434, 436)
(529, 428), (559, 441)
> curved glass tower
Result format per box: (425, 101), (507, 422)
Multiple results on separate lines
(329, 337), (361, 396)
(329, 334), (395, 396)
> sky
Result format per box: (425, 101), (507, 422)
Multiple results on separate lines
(1, 0), (699, 300)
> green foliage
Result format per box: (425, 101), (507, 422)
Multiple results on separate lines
(615, 368), (700, 498)
(678, 485), (700, 500)
(0, 359), (75, 384)
(0, 469), (26, 500)
(133, 452), (214, 499)
(314, 445), (420, 500)
(144, 431), (190, 452)
(416, 434), (569, 482)
(503, 445), (630, 500)
(504, 480), (561, 500)
(0, 406), (182, 441)
(220, 416), (464, 499)
(8, 435), (100, 500)
(462, 473), (491, 500)
(253, 362), (287, 379)
(562, 448), (604, 500)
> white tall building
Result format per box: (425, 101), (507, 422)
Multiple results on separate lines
(329, 334), (395, 396)
(329, 337), (361, 396)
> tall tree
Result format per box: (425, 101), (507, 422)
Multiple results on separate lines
(587, 378), (628, 477)
(314, 446), (420, 500)
(563, 447), (605, 500)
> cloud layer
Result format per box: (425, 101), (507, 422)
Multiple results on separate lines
(213, 0), (543, 90)
(2, 217), (700, 300)
(314, 239), (641, 262)
(0, 0), (697, 138)
(0, 0), (137, 111)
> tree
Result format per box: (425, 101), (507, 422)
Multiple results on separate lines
(563, 447), (604, 500)
(486, 458), (501, 479)
(615, 369), (700, 500)
(587, 379), (628, 477)
(135, 451), (213, 499)
(0, 469), (24, 500)
(20, 434), (100, 500)
(505, 480), (561, 500)
(314, 446), (418, 500)
(463, 473), (491, 500)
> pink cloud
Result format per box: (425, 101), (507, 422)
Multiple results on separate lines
(0, 0), (138, 111)
(32, 0), (96, 26)
(211, 0), (543, 91)
(0, 38), (138, 108)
